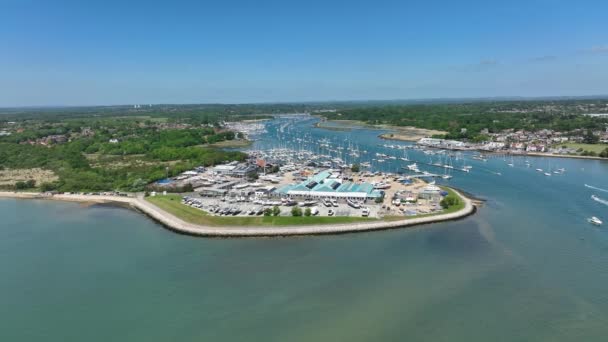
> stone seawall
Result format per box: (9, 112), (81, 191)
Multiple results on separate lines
(0, 190), (476, 237)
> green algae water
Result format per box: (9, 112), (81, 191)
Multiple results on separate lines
(3, 118), (608, 341)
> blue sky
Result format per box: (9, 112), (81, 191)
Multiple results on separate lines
(1, 0), (607, 106)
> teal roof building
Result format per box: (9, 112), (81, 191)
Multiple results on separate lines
(277, 171), (382, 200)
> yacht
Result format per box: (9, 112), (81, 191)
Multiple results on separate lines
(331, 199), (339, 207)
(374, 182), (391, 190)
(327, 209), (335, 216)
(406, 163), (420, 172)
(588, 216), (603, 226)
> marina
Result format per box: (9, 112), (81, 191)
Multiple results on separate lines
(3, 115), (608, 341)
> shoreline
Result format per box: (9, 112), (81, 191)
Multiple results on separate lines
(339, 120), (607, 161)
(0, 190), (476, 237)
(319, 119), (445, 141)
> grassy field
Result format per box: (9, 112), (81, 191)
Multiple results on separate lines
(145, 195), (375, 226)
(557, 143), (608, 154)
(208, 139), (252, 148)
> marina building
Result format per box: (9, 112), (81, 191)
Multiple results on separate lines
(212, 163), (257, 178)
(276, 171), (383, 200)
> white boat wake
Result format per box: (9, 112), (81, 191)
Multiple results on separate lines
(585, 184), (608, 193)
(592, 195), (608, 206)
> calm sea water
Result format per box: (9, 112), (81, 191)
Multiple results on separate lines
(2, 118), (608, 341)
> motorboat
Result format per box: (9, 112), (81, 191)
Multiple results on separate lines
(588, 216), (603, 226)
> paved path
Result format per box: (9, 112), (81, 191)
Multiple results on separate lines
(0, 190), (476, 237)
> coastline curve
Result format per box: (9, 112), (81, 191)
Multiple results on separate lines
(0, 190), (476, 237)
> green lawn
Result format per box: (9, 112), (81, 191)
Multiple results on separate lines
(557, 143), (608, 154)
(145, 195), (375, 227)
(208, 139), (252, 148)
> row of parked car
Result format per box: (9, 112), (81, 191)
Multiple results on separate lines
(183, 196), (265, 216)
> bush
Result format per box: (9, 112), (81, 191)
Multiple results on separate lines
(291, 206), (302, 217)
(351, 164), (360, 172)
(15, 179), (36, 190)
(40, 182), (57, 192)
(272, 205), (281, 216)
(263, 208), (272, 216)
(304, 208), (312, 217)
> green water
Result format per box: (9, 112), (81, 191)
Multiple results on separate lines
(2, 118), (608, 341)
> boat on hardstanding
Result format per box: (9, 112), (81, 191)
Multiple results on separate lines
(347, 199), (361, 209)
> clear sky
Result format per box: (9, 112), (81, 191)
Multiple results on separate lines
(1, 0), (607, 106)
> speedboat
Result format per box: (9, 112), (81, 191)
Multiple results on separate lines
(588, 216), (603, 226)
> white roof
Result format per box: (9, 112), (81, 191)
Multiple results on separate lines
(214, 165), (236, 171)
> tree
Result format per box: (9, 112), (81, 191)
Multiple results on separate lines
(440, 195), (460, 209)
(583, 130), (599, 144)
(263, 208), (272, 216)
(351, 164), (360, 173)
(248, 172), (259, 181)
(40, 182), (56, 192)
(291, 206), (302, 217)
(272, 205), (281, 216)
(304, 208), (312, 217)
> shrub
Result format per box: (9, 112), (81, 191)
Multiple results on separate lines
(291, 206), (302, 217)
(272, 205), (281, 216)
(263, 208), (272, 216)
(304, 208), (312, 217)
